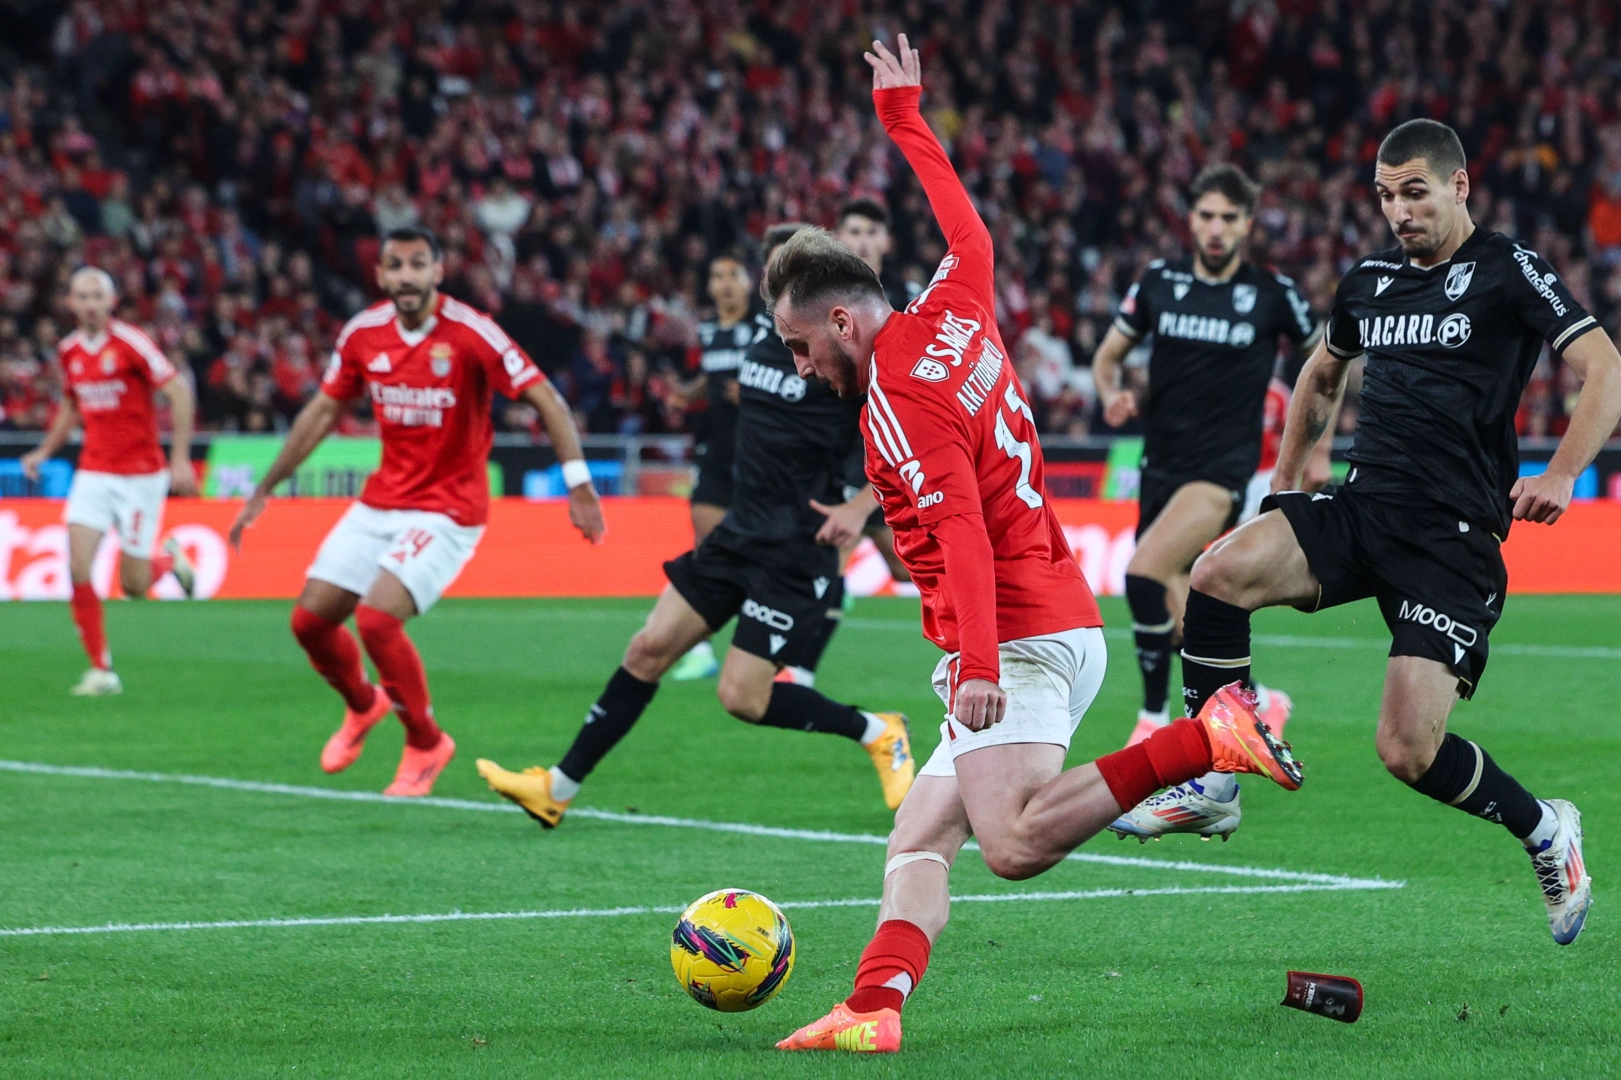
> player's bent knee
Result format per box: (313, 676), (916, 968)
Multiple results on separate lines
(716, 675), (769, 723)
(977, 831), (1059, 882)
(1376, 733), (1435, 784)
(622, 630), (678, 682)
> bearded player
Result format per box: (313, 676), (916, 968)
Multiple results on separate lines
(21, 267), (198, 696)
(765, 38), (1302, 1053)
(1164, 119), (1620, 943)
(229, 227), (604, 796)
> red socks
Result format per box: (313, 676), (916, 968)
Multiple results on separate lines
(70, 582), (110, 670)
(354, 605), (443, 750)
(845, 919), (932, 1015)
(147, 551), (174, 586)
(1095, 718), (1214, 811)
(290, 606), (376, 712)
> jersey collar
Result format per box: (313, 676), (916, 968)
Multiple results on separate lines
(393, 295), (441, 346)
(76, 328), (110, 353)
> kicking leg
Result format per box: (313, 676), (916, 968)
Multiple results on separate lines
(1124, 482), (1231, 742)
(1378, 656), (1590, 944)
(717, 646), (915, 810)
(477, 584), (712, 824)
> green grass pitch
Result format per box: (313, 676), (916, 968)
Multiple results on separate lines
(1, 594), (1618, 1078)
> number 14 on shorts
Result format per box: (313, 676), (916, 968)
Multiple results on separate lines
(387, 528), (436, 564)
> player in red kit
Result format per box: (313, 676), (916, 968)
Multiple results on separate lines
(229, 228), (605, 796)
(21, 267), (199, 696)
(764, 38), (1304, 1052)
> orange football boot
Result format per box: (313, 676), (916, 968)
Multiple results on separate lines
(383, 733), (456, 796)
(320, 685), (392, 774)
(1198, 682), (1303, 790)
(776, 1002), (901, 1053)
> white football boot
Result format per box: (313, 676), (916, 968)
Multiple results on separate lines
(1108, 777), (1242, 843)
(163, 537), (196, 598)
(1529, 799), (1592, 946)
(70, 668), (123, 696)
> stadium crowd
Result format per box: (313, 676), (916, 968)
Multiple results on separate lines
(3, 0), (1621, 441)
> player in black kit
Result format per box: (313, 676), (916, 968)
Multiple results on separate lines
(477, 225), (918, 826)
(1092, 166), (1319, 792)
(667, 252), (756, 680)
(1154, 120), (1621, 944)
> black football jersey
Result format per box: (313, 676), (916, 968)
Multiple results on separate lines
(1325, 228), (1598, 537)
(1115, 258), (1319, 483)
(709, 311), (865, 552)
(694, 313), (754, 453)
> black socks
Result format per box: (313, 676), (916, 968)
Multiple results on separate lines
(758, 683), (867, 741)
(1179, 589), (1252, 717)
(1409, 732), (1543, 838)
(558, 667), (660, 783)
(1125, 574), (1174, 714)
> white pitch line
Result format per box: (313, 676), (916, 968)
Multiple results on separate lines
(0, 882), (1399, 939)
(0, 760), (1401, 890)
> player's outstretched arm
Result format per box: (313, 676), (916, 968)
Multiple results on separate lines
(866, 35), (993, 295)
(521, 380), (606, 543)
(1272, 337), (1351, 493)
(157, 374), (198, 497)
(1511, 328), (1621, 524)
(19, 397), (78, 481)
(228, 391), (346, 551)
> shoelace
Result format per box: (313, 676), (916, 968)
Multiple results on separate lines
(1531, 846), (1568, 901)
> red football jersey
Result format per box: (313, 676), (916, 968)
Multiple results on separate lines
(58, 319), (178, 474)
(322, 294), (545, 526)
(1258, 377), (1290, 472)
(866, 86), (1101, 682)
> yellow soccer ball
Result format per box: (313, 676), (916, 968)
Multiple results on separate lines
(670, 888), (796, 1012)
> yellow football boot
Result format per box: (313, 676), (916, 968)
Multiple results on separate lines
(475, 758), (571, 827)
(864, 712), (915, 811)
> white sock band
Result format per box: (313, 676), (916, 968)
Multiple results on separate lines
(885, 850), (950, 879)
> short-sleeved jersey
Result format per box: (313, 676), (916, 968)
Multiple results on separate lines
(867, 87), (1100, 662)
(1115, 258), (1319, 481)
(1325, 228), (1598, 537)
(322, 294), (545, 526)
(58, 319), (178, 474)
(709, 311), (863, 555)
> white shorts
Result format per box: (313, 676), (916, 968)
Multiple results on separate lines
(307, 502), (484, 614)
(1241, 469), (1274, 524)
(63, 469), (170, 557)
(919, 626), (1108, 778)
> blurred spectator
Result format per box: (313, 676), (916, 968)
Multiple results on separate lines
(0, 0), (1617, 443)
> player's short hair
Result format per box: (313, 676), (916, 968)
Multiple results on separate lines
(1377, 119), (1466, 179)
(381, 225), (443, 260)
(1188, 164), (1260, 216)
(70, 266), (117, 297)
(707, 247), (752, 273)
(760, 227), (884, 314)
(762, 222), (811, 257)
(837, 198), (889, 230)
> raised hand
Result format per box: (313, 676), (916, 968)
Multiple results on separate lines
(864, 33), (921, 91)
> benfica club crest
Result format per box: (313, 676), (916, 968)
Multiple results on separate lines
(1445, 261), (1476, 301)
(100, 349), (117, 374)
(429, 342), (454, 377)
(1231, 283), (1257, 314)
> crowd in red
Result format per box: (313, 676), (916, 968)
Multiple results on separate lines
(3, 0), (1621, 440)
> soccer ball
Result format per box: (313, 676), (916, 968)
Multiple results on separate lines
(670, 888), (796, 1012)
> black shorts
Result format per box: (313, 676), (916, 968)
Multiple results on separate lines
(690, 459), (734, 508)
(1137, 468), (1244, 540)
(664, 540), (844, 670)
(1266, 487), (1507, 698)
(690, 416), (735, 508)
